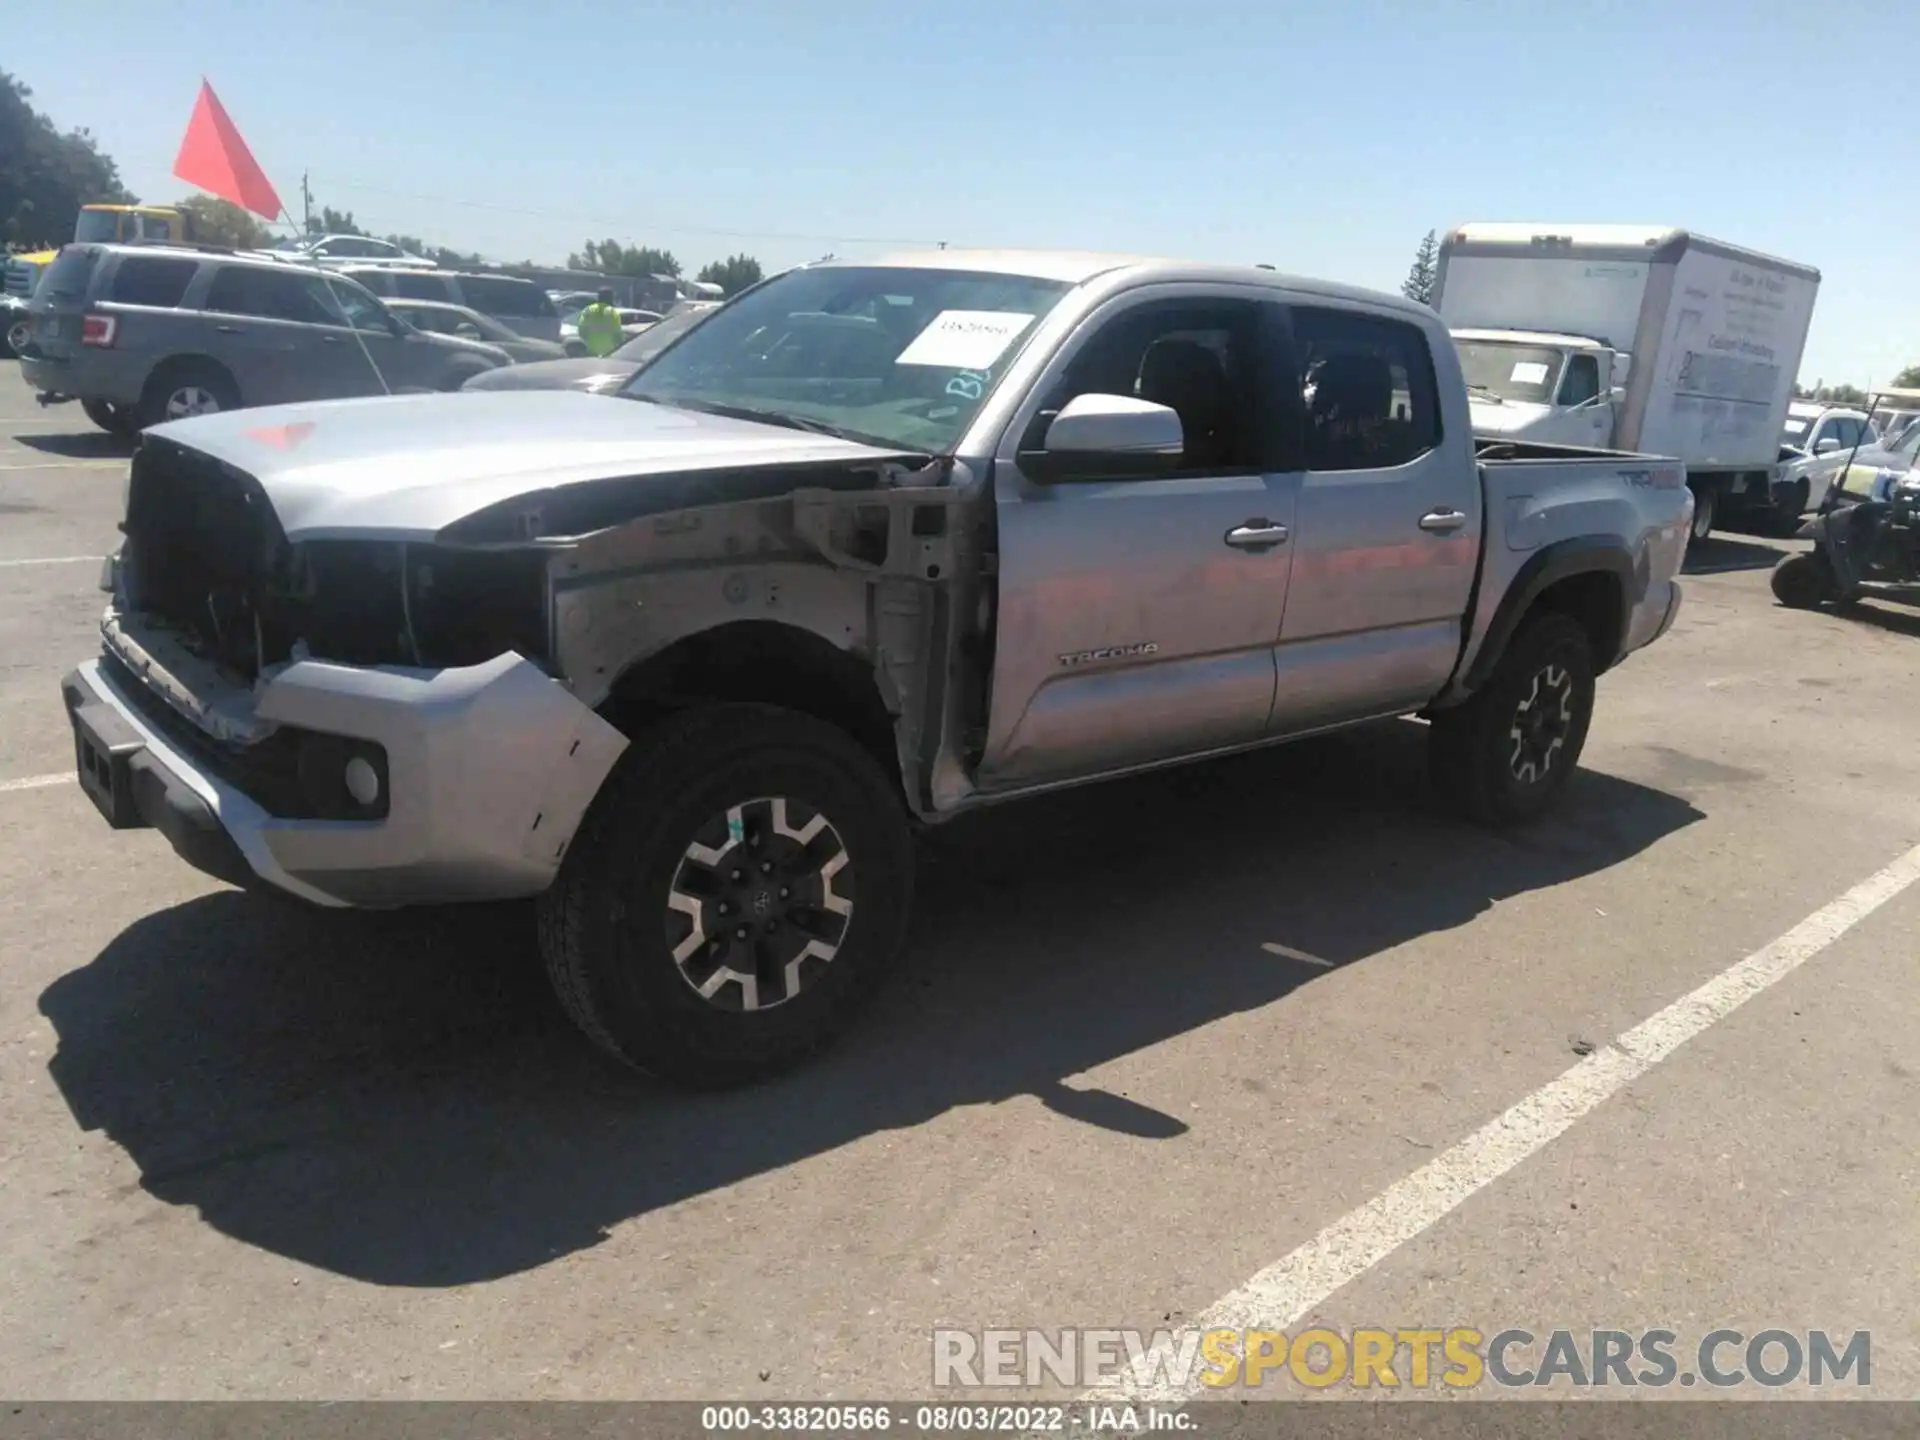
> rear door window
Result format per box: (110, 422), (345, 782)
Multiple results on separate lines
(392, 271), (450, 301)
(205, 266), (333, 325)
(457, 275), (556, 317)
(108, 256), (198, 308)
(1290, 306), (1443, 472)
(40, 247), (102, 300)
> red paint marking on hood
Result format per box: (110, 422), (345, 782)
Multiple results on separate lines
(244, 421), (317, 451)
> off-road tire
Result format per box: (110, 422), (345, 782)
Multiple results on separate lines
(81, 398), (137, 437)
(137, 359), (239, 430)
(1770, 551), (1833, 610)
(1429, 611), (1597, 827)
(537, 704), (914, 1087)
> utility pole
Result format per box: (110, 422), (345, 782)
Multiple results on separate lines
(300, 172), (313, 237)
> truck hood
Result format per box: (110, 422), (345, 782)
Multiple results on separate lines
(1467, 397), (1555, 437)
(142, 390), (923, 543)
(460, 356), (637, 393)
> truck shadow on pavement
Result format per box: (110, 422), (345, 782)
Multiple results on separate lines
(40, 719), (1702, 1287)
(14, 428), (137, 459)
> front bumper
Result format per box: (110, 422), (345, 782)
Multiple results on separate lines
(61, 649), (628, 908)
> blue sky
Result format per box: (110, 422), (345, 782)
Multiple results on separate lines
(14, 0), (1914, 386)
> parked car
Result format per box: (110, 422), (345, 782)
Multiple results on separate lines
(1775, 402), (1880, 519)
(266, 234), (434, 268)
(337, 267), (562, 343)
(2, 294), (28, 356)
(462, 302), (718, 393)
(19, 243), (511, 433)
(381, 298), (570, 363)
(59, 248), (1690, 1087)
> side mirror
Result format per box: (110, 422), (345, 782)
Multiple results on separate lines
(1045, 393), (1184, 457)
(1608, 385), (1626, 406)
(1814, 436), (1842, 455)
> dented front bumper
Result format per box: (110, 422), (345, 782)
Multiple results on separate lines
(62, 642), (628, 908)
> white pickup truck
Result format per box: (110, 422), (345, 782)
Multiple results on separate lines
(61, 249), (1693, 1085)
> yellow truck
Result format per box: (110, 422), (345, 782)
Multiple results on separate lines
(4, 204), (187, 300)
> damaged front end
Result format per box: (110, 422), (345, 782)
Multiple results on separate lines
(86, 426), (986, 906)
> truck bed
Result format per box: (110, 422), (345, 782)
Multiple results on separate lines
(1474, 436), (1675, 465)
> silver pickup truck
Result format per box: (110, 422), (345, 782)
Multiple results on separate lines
(61, 250), (1692, 1085)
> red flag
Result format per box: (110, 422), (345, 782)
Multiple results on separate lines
(172, 80), (283, 220)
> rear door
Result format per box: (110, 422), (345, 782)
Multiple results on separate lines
(457, 275), (561, 342)
(978, 289), (1302, 789)
(200, 265), (339, 406)
(1267, 302), (1481, 735)
(24, 246), (105, 362)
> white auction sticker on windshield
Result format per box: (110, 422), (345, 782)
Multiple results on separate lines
(895, 310), (1036, 369)
(1509, 361), (1550, 384)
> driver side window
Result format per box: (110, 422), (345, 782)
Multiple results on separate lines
(1558, 353), (1600, 406)
(1025, 299), (1273, 476)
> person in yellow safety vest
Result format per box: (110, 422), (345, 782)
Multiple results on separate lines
(576, 287), (626, 358)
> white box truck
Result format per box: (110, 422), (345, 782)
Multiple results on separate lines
(1432, 224), (1821, 539)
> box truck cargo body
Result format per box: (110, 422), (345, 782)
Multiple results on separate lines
(1433, 224), (1821, 536)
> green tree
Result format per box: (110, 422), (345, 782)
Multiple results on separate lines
(0, 70), (135, 248)
(697, 253), (763, 296)
(173, 194), (269, 249)
(384, 231), (482, 268)
(1892, 365), (1920, 390)
(568, 238), (680, 277)
(1821, 383), (1868, 405)
(1401, 229), (1438, 305)
(306, 205), (366, 238)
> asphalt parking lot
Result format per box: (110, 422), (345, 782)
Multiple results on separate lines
(4, 367), (1920, 1405)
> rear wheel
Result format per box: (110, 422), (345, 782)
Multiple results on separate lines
(537, 704), (914, 1087)
(1770, 550), (1834, 609)
(1430, 611), (1597, 827)
(137, 361), (239, 429)
(81, 398), (138, 437)
(1689, 484), (1717, 543)
(1772, 478), (1810, 532)
(5, 317), (28, 356)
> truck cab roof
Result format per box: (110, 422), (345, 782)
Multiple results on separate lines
(1452, 326), (1610, 350)
(831, 247), (1439, 322)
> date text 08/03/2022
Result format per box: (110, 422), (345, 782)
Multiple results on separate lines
(699, 1404), (1194, 1433)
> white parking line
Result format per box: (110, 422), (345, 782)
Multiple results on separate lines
(0, 555), (104, 568)
(1097, 839), (1920, 1404)
(0, 773), (72, 794)
(0, 460), (122, 472)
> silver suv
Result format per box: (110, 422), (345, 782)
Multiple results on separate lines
(20, 244), (512, 435)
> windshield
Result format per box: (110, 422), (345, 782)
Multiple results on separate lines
(612, 304), (713, 362)
(1455, 341), (1566, 404)
(73, 210), (120, 244)
(623, 264), (1074, 451)
(1891, 422), (1920, 463)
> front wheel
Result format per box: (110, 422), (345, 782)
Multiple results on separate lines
(1772, 478), (1810, 532)
(537, 704), (915, 1087)
(1770, 550), (1835, 609)
(1429, 612), (1597, 827)
(5, 317), (28, 356)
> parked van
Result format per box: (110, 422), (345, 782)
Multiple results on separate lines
(337, 267), (560, 342)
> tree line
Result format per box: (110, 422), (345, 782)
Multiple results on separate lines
(1, 69), (766, 295)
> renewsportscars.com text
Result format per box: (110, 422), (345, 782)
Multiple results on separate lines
(931, 1326), (1871, 1390)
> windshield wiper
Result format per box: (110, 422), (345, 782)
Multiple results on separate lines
(1465, 383), (1507, 404)
(627, 393), (861, 440)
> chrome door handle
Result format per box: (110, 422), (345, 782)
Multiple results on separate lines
(1225, 520), (1289, 550)
(213, 323), (244, 333)
(1419, 508), (1467, 533)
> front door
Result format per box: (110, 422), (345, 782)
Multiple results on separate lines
(977, 291), (1301, 790)
(200, 266), (333, 408)
(300, 273), (408, 397)
(1269, 303), (1482, 735)
(1555, 351), (1613, 447)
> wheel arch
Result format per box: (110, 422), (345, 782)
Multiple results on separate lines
(1463, 537), (1639, 692)
(143, 352), (240, 403)
(595, 619), (903, 793)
